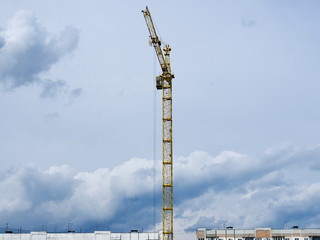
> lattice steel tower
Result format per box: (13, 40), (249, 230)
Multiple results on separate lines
(142, 7), (174, 240)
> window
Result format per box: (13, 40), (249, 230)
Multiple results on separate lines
(304, 238), (309, 240)
(295, 238), (299, 240)
(273, 237), (284, 240)
(285, 238), (289, 240)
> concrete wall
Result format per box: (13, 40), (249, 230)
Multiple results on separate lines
(197, 228), (320, 240)
(0, 231), (160, 240)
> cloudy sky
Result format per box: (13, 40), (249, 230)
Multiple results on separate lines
(1, 1), (320, 240)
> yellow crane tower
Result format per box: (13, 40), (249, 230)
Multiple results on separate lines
(142, 6), (174, 240)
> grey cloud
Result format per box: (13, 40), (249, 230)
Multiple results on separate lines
(40, 79), (68, 98)
(41, 81), (83, 101)
(175, 146), (320, 231)
(185, 216), (217, 232)
(20, 166), (77, 204)
(1, 146), (320, 233)
(49, 26), (79, 57)
(0, 10), (79, 94)
(45, 113), (60, 123)
(0, 158), (159, 232)
(70, 88), (83, 98)
(241, 18), (257, 28)
(0, 36), (4, 49)
(68, 87), (83, 103)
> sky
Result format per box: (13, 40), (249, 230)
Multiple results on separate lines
(1, 1), (320, 240)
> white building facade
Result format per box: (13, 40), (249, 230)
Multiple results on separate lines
(197, 228), (320, 240)
(0, 231), (161, 240)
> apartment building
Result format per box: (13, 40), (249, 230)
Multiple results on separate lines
(0, 231), (160, 240)
(197, 227), (320, 240)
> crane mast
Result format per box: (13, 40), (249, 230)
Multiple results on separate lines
(142, 7), (174, 240)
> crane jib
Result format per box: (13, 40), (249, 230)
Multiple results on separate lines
(142, 7), (170, 75)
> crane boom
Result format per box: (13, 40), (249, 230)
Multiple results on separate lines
(142, 6), (174, 240)
(142, 7), (169, 74)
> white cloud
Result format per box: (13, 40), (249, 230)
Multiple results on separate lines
(1, 145), (320, 236)
(0, 10), (81, 98)
(181, 145), (320, 231)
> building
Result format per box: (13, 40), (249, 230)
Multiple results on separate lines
(0, 231), (161, 240)
(197, 228), (320, 240)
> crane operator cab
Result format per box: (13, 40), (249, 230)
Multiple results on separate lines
(156, 76), (163, 90)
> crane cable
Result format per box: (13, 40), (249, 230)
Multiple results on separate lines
(153, 50), (157, 233)
(154, 18), (167, 47)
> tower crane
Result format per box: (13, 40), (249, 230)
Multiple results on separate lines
(142, 6), (174, 240)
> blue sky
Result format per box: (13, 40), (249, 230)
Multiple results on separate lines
(1, 1), (320, 240)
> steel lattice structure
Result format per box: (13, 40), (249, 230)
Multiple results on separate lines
(142, 7), (174, 240)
